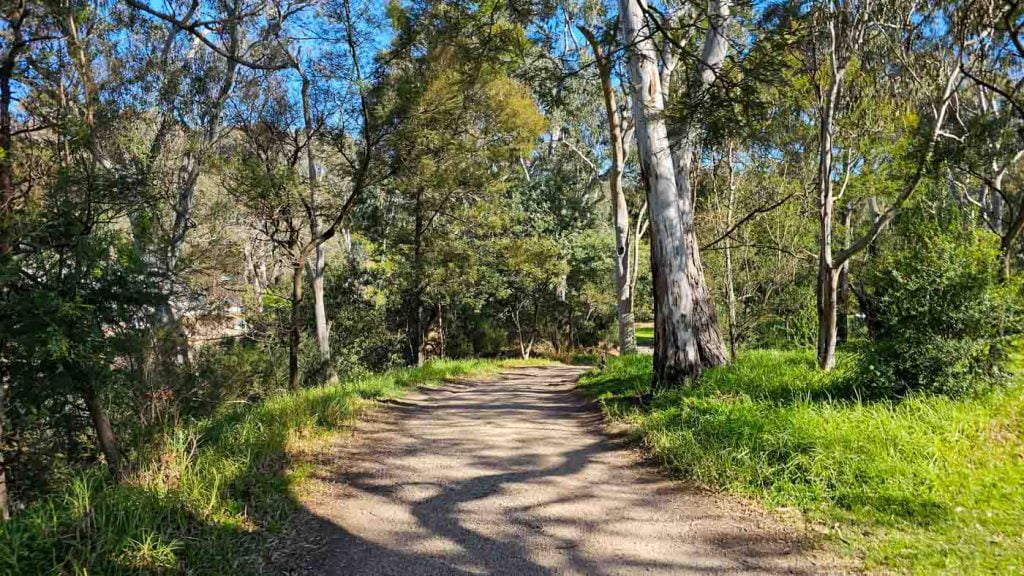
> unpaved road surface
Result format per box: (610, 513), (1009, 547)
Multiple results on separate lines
(288, 365), (847, 575)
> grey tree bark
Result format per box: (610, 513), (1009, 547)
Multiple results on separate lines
(620, 0), (701, 387)
(813, 4), (960, 370)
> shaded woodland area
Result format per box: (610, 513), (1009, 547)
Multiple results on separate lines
(0, 0), (1023, 573)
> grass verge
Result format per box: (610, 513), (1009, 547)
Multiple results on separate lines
(0, 358), (549, 575)
(578, 350), (1024, 575)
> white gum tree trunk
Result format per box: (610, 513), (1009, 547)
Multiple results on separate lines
(664, 0), (732, 367)
(619, 0), (701, 386)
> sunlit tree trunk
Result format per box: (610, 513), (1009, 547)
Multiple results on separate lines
(813, 2), (959, 370)
(678, 156), (729, 367)
(620, 0), (700, 387)
(814, 12), (845, 371)
(816, 119), (840, 370)
(310, 248), (329, 362)
(579, 26), (636, 355)
(663, 0), (732, 367)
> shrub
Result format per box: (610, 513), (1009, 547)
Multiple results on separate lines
(856, 216), (1022, 396)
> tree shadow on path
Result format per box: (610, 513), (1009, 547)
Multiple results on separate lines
(277, 366), (850, 576)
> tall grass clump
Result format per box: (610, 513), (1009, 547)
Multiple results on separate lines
(579, 351), (1024, 574)
(0, 358), (547, 575)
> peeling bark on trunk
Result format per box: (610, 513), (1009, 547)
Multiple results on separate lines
(677, 158), (728, 367)
(686, 233), (728, 366)
(620, 0), (700, 387)
(664, 0), (732, 368)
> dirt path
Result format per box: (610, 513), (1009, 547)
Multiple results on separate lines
(286, 365), (846, 575)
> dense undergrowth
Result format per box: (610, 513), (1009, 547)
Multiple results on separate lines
(579, 351), (1024, 574)
(0, 358), (547, 575)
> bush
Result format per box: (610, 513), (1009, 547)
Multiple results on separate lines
(193, 339), (288, 409)
(856, 217), (1023, 396)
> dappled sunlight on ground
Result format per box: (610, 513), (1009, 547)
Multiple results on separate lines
(281, 366), (847, 575)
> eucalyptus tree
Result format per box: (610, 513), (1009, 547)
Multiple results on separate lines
(129, 0), (386, 387)
(949, 2), (1024, 278)
(122, 0), (295, 367)
(656, 0), (733, 367)
(577, 24), (639, 356)
(807, 0), (963, 370)
(956, 0), (1024, 123)
(619, 0), (703, 385)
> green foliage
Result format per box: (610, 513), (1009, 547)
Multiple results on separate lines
(0, 358), (547, 575)
(1, 200), (162, 501)
(315, 248), (405, 377)
(580, 352), (1024, 574)
(193, 339), (288, 408)
(856, 215), (1023, 396)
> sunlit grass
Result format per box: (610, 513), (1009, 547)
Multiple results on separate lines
(635, 324), (655, 347)
(0, 357), (549, 575)
(579, 351), (1024, 574)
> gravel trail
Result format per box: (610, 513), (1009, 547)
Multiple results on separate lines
(289, 365), (846, 575)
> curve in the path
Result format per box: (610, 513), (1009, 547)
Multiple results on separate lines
(289, 365), (845, 576)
